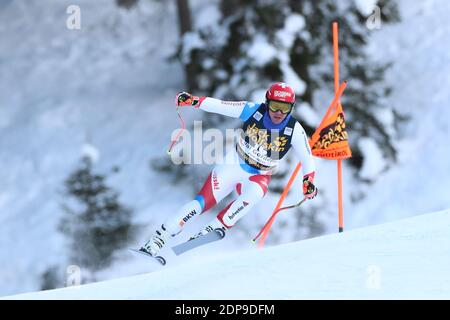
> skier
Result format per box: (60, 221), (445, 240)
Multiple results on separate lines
(140, 82), (317, 257)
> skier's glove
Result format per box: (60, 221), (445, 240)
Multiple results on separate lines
(175, 92), (201, 107)
(303, 173), (318, 200)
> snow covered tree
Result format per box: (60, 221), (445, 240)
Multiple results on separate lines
(59, 157), (136, 272)
(116, 0), (139, 10)
(116, 0), (197, 89)
(149, 0), (402, 243)
(40, 266), (62, 291)
(179, 0), (401, 178)
(159, 0), (401, 242)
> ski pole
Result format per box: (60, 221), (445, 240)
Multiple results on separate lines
(252, 197), (308, 243)
(167, 105), (186, 155)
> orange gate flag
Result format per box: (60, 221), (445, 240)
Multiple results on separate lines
(254, 81), (349, 247)
(309, 100), (352, 160)
(255, 22), (351, 246)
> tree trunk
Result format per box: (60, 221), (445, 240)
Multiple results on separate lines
(220, 0), (244, 18)
(176, 0), (197, 91)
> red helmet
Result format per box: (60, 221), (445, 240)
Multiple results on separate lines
(265, 82), (296, 104)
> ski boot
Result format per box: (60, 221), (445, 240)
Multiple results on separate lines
(189, 219), (226, 241)
(141, 224), (172, 257)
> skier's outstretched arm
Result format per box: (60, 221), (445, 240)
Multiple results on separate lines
(291, 122), (318, 199)
(175, 91), (259, 120)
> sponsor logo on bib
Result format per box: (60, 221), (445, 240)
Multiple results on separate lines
(253, 111), (263, 121)
(284, 127), (293, 136)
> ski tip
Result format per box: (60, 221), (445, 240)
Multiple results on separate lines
(129, 248), (167, 266)
(156, 256), (167, 266)
(214, 228), (226, 239)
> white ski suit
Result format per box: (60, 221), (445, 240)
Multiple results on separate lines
(163, 97), (316, 236)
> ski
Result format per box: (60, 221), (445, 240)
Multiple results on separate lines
(128, 248), (166, 266)
(171, 228), (226, 256)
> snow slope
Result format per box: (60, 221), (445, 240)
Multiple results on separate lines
(2, 0), (450, 297)
(5, 209), (450, 300)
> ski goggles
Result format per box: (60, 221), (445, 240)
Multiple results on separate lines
(268, 100), (293, 114)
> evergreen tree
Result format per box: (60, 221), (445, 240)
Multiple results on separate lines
(116, 0), (139, 10)
(40, 266), (62, 291)
(179, 0), (402, 174)
(59, 157), (136, 272)
(151, 0), (403, 242)
(168, 0), (402, 242)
